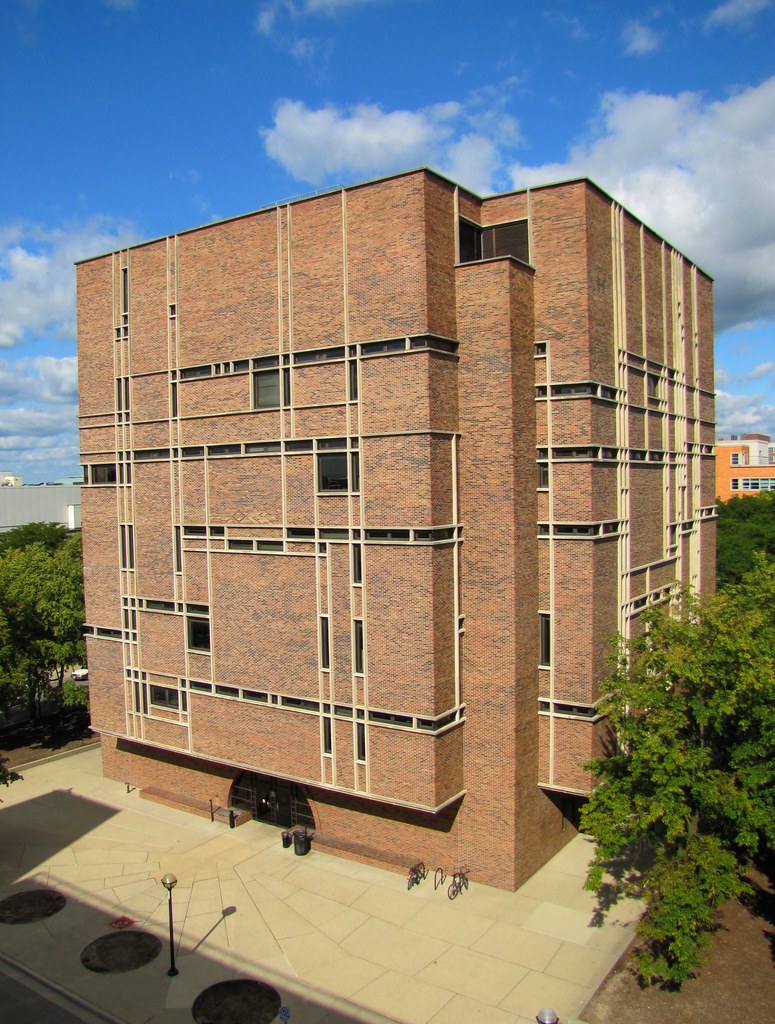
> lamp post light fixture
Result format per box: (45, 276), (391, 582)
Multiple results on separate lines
(161, 873), (179, 977)
(536, 1010), (559, 1024)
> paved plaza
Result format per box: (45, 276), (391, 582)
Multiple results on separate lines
(0, 748), (642, 1024)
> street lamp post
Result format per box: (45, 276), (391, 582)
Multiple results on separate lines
(161, 873), (179, 977)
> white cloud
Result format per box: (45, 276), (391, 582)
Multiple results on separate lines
(0, 217), (137, 349)
(621, 20), (660, 55)
(261, 96), (514, 195)
(263, 99), (456, 182)
(716, 390), (775, 436)
(705, 0), (772, 29)
(255, 0), (377, 36)
(507, 76), (775, 334)
(0, 356), (77, 406)
(744, 361), (775, 380)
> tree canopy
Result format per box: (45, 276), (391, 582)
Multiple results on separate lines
(0, 521), (69, 555)
(0, 531), (85, 719)
(716, 492), (775, 586)
(581, 555), (775, 985)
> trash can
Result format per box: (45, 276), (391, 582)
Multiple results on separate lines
(293, 828), (310, 856)
(281, 830), (293, 849)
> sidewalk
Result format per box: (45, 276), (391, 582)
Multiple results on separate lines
(0, 748), (641, 1024)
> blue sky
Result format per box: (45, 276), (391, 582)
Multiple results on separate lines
(1, 0), (774, 482)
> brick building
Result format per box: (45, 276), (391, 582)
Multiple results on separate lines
(715, 433), (775, 500)
(77, 169), (715, 890)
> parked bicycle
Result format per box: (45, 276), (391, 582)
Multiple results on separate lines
(407, 861), (428, 890)
(447, 866), (469, 900)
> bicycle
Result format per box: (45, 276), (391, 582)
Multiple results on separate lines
(447, 866), (469, 900)
(407, 861), (427, 890)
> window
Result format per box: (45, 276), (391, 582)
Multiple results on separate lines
(730, 453), (741, 466)
(91, 464), (117, 484)
(348, 360), (358, 401)
(537, 463), (549, 489)
(356, 722), (366, 762)
(352, 544), (363, 584)
(318, 452), (348, 492)
(350, 452), (360, 493)
(459, 218), (530, 264)
(149, 686), (179, 710)
(353, 619), (364, 674)
(320, 616), (330, 670)
(174, 527), (182, 572)
(647, 373), (659, 401)
(323, 717), (332, 754)
(459, 220), (482, 263)
(180, 365), (211, 380)
(120, 525), (135, 569)
(121, 267), (129, 314)
(539, 613), (551, 666)
(187, 617), (211, 652)
(253, 370), (280, 409)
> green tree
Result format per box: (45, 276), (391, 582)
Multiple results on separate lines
(716, 492), (775, 586)
(581, 556), (775, 985)
(0, 521), (68, 555)
(0, 537), (85, 719)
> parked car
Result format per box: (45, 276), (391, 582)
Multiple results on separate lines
(71, 668), (88, 681)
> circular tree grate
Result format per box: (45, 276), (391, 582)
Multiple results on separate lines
(0, 888), (66, 924)
(192, 979), (282, 1024)
(80, 930), (162, 973)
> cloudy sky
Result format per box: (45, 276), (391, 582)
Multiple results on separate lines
(1, 0), (774, 482)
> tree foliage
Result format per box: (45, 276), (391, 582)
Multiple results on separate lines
(0, 521), (69, 555)
(716, 492), (775, 586)
(581, 555), (775, 985)
(0, 533), (85, 718)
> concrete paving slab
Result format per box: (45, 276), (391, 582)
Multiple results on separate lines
(499, 968), (589, 1022)
(278, 930), (348, 975)
(352, 968), (452, 1024)
(472, 919), (563, 970)
(543, 941), (616, 988)
(403, 900), (494, 947)
(426, 992), (525, 1024)
(341, 917), (449, 975)
(351, 884), (425, 926)
(260, 897), (319, 939)
(416, 944), (528, 1005)
(522, 900), (600, 945)
(316, 904), (369, 943)
(302, 953), (386, 1000)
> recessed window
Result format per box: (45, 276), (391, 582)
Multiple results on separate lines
(539, 613), (551, 667)
(320, 616), (330, 670)
(537, 463), (549, 489)
(322, 717), (332, 754)
(318, 452), (348, 492)
(353, 619), (364, 674)
(356, 722), (366, 762)
(187, 617), (211, 652)
(253, 369), (280, 409)
(149, 685), (179, 710)
(91, 464), (117, 484)
(352, 544), (363, 584)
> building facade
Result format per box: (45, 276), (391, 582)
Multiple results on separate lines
(715, 433), (775, 500)
(77, 170), (715, 890)
(0, 483), (82, 533)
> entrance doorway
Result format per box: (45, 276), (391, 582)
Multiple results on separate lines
(230, 772), (315, 830)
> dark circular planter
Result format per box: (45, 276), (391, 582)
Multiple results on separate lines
(80, 930), (162, 973)
(0, 888), (66, 924)
(191, 979), (282, 1024)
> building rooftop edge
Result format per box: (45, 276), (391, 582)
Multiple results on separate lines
(74, 166), (712, 279)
